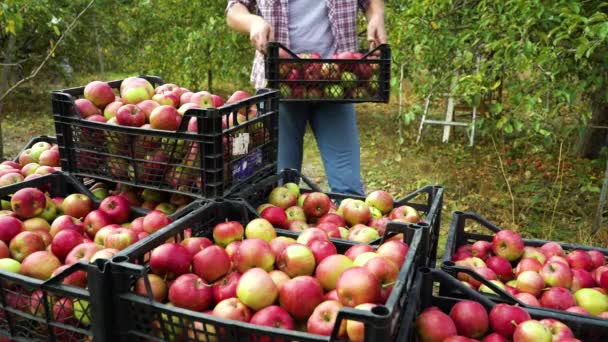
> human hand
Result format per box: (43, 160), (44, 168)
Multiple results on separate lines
(367, 14), (387, 50)
(250, 17), (273, 54)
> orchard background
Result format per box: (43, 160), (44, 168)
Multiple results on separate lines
(0, 0), (607, 256)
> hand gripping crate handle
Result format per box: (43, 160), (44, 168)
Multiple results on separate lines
(267, 41), (389, 60)
(441, 260), (525, 306)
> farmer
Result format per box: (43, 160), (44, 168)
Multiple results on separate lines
(226, 0), (387, 196)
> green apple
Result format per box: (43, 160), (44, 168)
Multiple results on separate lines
(353, 252), (379, 267)
(284, 182), (300, 198)
(91, 188), (109, 200)
(39, 196), (57, 222)
(142, 189), (165, 202)
(369, 207), (383, 219)
(479, 280), (506, 295)
(341, 72), (357, 90)
(324, 84), (344, 99)
(0, 258), (21, 273)
(337, 198), (354, 215)
(574, 288), (608, 315)
(1, 200), (10, 210)
(339, 227), (349, 239)
(280, 84), (292, 98)
(73, 299), (91, 325)
(297, 194), (308, 207)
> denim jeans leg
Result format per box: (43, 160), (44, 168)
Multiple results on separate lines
(310, 103), (364, 195)
(278, 102), (310, 174)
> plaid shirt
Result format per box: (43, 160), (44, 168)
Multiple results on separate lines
(227, 0), (371, 89)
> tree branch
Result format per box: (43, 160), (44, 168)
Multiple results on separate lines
(0, 0), (96, 103)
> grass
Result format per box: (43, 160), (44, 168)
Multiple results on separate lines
(2, 75), (607, 261)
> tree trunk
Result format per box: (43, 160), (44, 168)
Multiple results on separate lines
(93, 9), (105, 78)
(578, 83), (608, 159)
(0, 35), (16, 160)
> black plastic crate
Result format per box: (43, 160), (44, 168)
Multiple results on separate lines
(12, 135), (58, 164)
(51, 75), (279, 199)
(0, 172), (126, 341)
(110, 199), (426, 342)
(440, 211), (608, 323)
(231, 168), (443, 266)
(397, 268), (608, 341)
(265, 42), (391, 103)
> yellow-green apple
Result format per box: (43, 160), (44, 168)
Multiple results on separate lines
(150, 243), (192, 280)
(90, 247), (119, 262)
(539, 318), (575, 341)
(103, 227), (138, 250)
(449, 300), (489, 339)
(415, 306), (458, 342)
(18, 149), (36, 166)
(516, 270), (545, 296)
(303, 192), (331, 218)
(515, 258), (543, 276)
(181, 237), (213, 257)
(288, 220), (308, 232)
(136, 99), (159, 120)
(0, 258), (20, 273)
(269, 270), (290, 291)
(566, 250), (594, 271)
(269, 236), (296, 259)
(177, 102), (199, 116)
(315, 254), (354, 291)
(344, 244), (375, 261)
(279, 275), (324, 321)
(20, 250), (61, 280)
(11, 188), (46, 219)
(65, 242), (101, 264)
(320, 62), (340, 80)
(492, 230), (524, 262)
(338, 227), (349, 239)
(351, 87), (370, 99)
(0, 215), (24, 244)
(308, 239), (337, 264)
(489, 304), (531, 338)
(258, 208), (288, 231)
(522, 246), (546, 265)
(388, 205), (420, 223)
(93, 224), (120, 246)
(353, 252), (379, 267)
(50, 229), (84, 262)
(478, 279), (506, 295)
(20, 163), (40, 177)
(120, 78), (153, 104)
(152, 91), (179, 108)
(213, 221), (244, 248)
(324, 84), (344, 98)
(285, 206), (306, 223)
(74, 98), (100, 118)
(251, 305), (295, 339)
(84, 81), (115, 108)
(515, 292), (540, 306)
(83, 210), (112, 239)
(540, 242), (564, 258)
(154, 202), (175, 216)
(62, 193), (93, 219)
(268, 187), (297, 209)
(342, 200), (371, 226)
(52, 264), (87, 288)
(377, 240), (408, 269)
(540, 287), (576, 310)
(50, 215), (84, 237)
(193, 246), (231, 283)
(297, 193), (308, 207)
(574, 288), (608, 315)
(296, 228), (329, 246)
(103, 101), (122, 120)
(236, 267), (278, 311)
(485, 256), (514, 282)
(348, 224), (379, 243)
(134, 273), (167, 302)
(225, 241), (241, 262)
(212, 298), (252, 322)
(168, 273), (213, 311)
(149, 105), (180, 131)
(364, 190), (394, 215)
(513, 320), (552, 342)
(99, 195), (131, 224)
(471, 240), (493, 260)
(364, 256), (399, 302)
(0, 171), (22, 187)
(213, 271), (241, 303)
(307, 300), (345, 336)
(234, 238), (275, 273)
(336, 267), (381, 307)
(540, 260), (573, 288)
(283, 182), (300, 198)
(9, 231), (46, 262)
(277, 244), (316, 277)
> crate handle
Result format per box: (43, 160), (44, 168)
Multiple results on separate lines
(425, 268), (498, 309)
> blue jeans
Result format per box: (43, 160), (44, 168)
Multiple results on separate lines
(278, 102), (364, 196)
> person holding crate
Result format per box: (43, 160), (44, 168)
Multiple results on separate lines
(226, 0), (387, 196)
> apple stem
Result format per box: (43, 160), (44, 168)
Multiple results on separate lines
(382, 281), (396, 289)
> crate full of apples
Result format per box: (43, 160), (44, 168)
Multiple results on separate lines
(231, 168), (443, 266)
(51, 75), (279, 198)
(110, 200), (426, 342)
(0, 172), (181, 341)
(0, 136), (61, 188)
(397, 267), (605, 341)
(266, 42), (391, 102)
(440, 211), (608, 327)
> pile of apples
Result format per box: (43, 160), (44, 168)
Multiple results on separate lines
(256, 184), (422, 243)
(277, 49), (381, 100)
(416, 300), (583, 342)
(0, 141), (61, 187)
(87, 180), (193, 216)
(452, 230), (608, 318)
(0, 184), (175, 330)
(131, 214), (411, 341)
(73, 77), (264, 191)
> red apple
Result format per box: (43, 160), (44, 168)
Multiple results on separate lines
(540, 318), (574, 341)
(0, 215), (24, 244)
(52, 265), (87, 288)
(471, 240), (493, 260)
(364, 190), (394, 215)
(336, 267), (381, 307)
(342, 200), (371, 227)
(74, 98), (101, 118)
(344, 244), (375, 261)
(103, 227), (138, 250)
(150, 243), (192, 280)
(234, 238), (275, 273)
(279, 275), (324, 321)
(142, 210), (172, 234)
(492, 230), (524, 262)
(181, 237), (213, 257)
(566, 306), (590, 315)
(308, 239), (337, 264)
(268, 270), (290, 291)
(485, 256), (514, 282)
(302, 192), (331, 218)
(515, 292), (540, 306)
(540, 242), (564, 258)
(307, 300), (345, 337)
(540, 287), (576, 310)
(149, 105), (180, 131)
(364, 256), (399, 302)
(49, 215), (84, 237)
(136, 99), (159, 120)
(415, 306), (458, 342)
(488, 304), (531, 338)
(212, 271), (241, 303)
(388, 205), (420, 223)
(193, 245), (231, 283)
(9, 231), (46, 262)
(317, 213), (346, 227)
(168, 273), (213, 311)
(90, 247), (119, 262)
(134, 273), (167, 302)
(571, 269), (595, 292)
(566, 250), (594, 271)
(116, 104), (146, 126)
(212, 298), (251, 322)
(449, 300), (489, 338)
(83, 210), (113, 238)
(377, 240), (408, 269)
(516, 270), (545, 297)
(99, 196), (131, 224)
(540, 260), (573, 288)
(50, 229), (84, 262)
(315, 254), (354, 291)
(268, 187), (297, 209)
(515, 258), (543, 276)
(588, 250), (605, 269)
(11, 188), (46, 219)
(64, 242), (102, 264)
(213, 221), (244, 247)
(269, 236), (297, 259)
(20, 250), (61, 280)
(251, 305), (295, 339)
